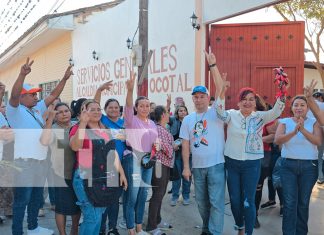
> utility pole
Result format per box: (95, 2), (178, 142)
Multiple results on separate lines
(137, 0), (148, 97)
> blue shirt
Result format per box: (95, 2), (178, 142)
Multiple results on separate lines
(101, 115), (126, 159)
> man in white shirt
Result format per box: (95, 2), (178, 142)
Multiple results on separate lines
(8, 58), (72, 235)
(180, 84), (225, 234)
(0, 82), (14, 223)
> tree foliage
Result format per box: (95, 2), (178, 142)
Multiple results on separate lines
(274, 0), (324, 86)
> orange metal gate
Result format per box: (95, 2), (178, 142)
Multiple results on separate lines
(207, 21), (305, 115)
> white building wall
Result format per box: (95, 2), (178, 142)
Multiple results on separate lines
(304, 68), (323, 91)
(72, 0), (139, 109)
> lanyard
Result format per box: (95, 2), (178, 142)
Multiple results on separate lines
(25, 108), (44, 129)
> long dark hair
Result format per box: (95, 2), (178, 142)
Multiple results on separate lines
(70, 98), (87, 119)
(174, 105), (188, 120)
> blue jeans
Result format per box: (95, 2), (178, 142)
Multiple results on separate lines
(281, 158), (318, 235)
(100, 188), (122, 232)
(122, 154), (152, 229)
(171, 151), (192, 200)
(73, 169), (105, 235)
(192, 163), (225, 235)
(225, 156), (261, 235)
(12, 159), (47, 235)
(12, 187), (44, 235)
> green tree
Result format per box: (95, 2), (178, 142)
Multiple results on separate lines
(274, 0), (324, 86)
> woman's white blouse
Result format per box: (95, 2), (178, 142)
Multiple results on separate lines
(215, 98), (285, 160)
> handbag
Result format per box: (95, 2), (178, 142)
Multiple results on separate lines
(131, 148), (156, 169)
(82, 129), (122, 207)
(272, 157), (283, 189)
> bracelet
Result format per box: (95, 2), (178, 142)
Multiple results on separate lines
(208, 63), (216, 68)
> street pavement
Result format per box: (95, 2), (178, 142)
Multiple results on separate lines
(1, 182), (324, 235)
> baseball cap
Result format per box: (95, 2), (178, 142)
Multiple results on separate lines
(21, 84), (42, 95)
(192, 85), (209, 95)
(313, 91), (324, 99)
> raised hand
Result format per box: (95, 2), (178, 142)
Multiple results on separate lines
(99, 80), (113, 92)
(126, 71), (136, 91)
(20, 57), (34, 76)
(166, 94), (171, 107)
(79, 107), (90, 125)
(63, 65), (73, 81)
(304, 79), (317, 98)
(47, 107), (58, 121)
(204, 48), (216, 65)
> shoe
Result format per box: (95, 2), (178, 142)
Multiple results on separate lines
(183, 199), (190, 206)
(254, 217), (260, 229)
(157, 221), (173, 230)
(201, 232), (212, 235)
(260, 201), (276, 209)
(118, 219), (127, 229)
(27, 226), (54, 235)
(280, 205), (283, 217)
(148, 228), (166, 235)
(136, 230), (149, 235)
(37, 208), (45, 217)
(317, 180), (324, 185)
(108, 228), (120, 235)
(170, 199), (177, 207)
(167, 189), (172, 194)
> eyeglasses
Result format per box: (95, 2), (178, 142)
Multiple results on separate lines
(88, 108), (102, 113)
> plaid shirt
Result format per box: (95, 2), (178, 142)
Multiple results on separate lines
(155, 124), (174, 167)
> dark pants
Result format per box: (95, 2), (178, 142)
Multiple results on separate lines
(12, 159), (48, 235)
(12, 187), (44, 235)
(281, 158), (317, 235)
(268, 147), (283, 204)
(146, 163), (170, 231)
(100, 188), (122, 232)
(255, 167), (269, 214)
(171, 152), (192, 201)
(225, 156), (261, 235)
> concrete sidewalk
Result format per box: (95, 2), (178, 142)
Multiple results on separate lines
(1, 182), (324, 235)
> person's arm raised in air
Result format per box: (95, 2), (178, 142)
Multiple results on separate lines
(204, 49), (224, 99)
(124, 71), (136, 127)
(44, 65), (73, 107)
(40, 106), (56, 146)
(10, 58), (34, 107)
(70, 107), (90, 151)
(304, 80), (324, 125)
(94, 81), (113, 103)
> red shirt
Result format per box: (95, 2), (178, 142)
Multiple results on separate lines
(263, 121), (275, 152)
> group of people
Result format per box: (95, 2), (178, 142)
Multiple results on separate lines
(0, 51), (323, 235)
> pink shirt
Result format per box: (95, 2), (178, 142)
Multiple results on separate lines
(124, 105), (158, 153)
